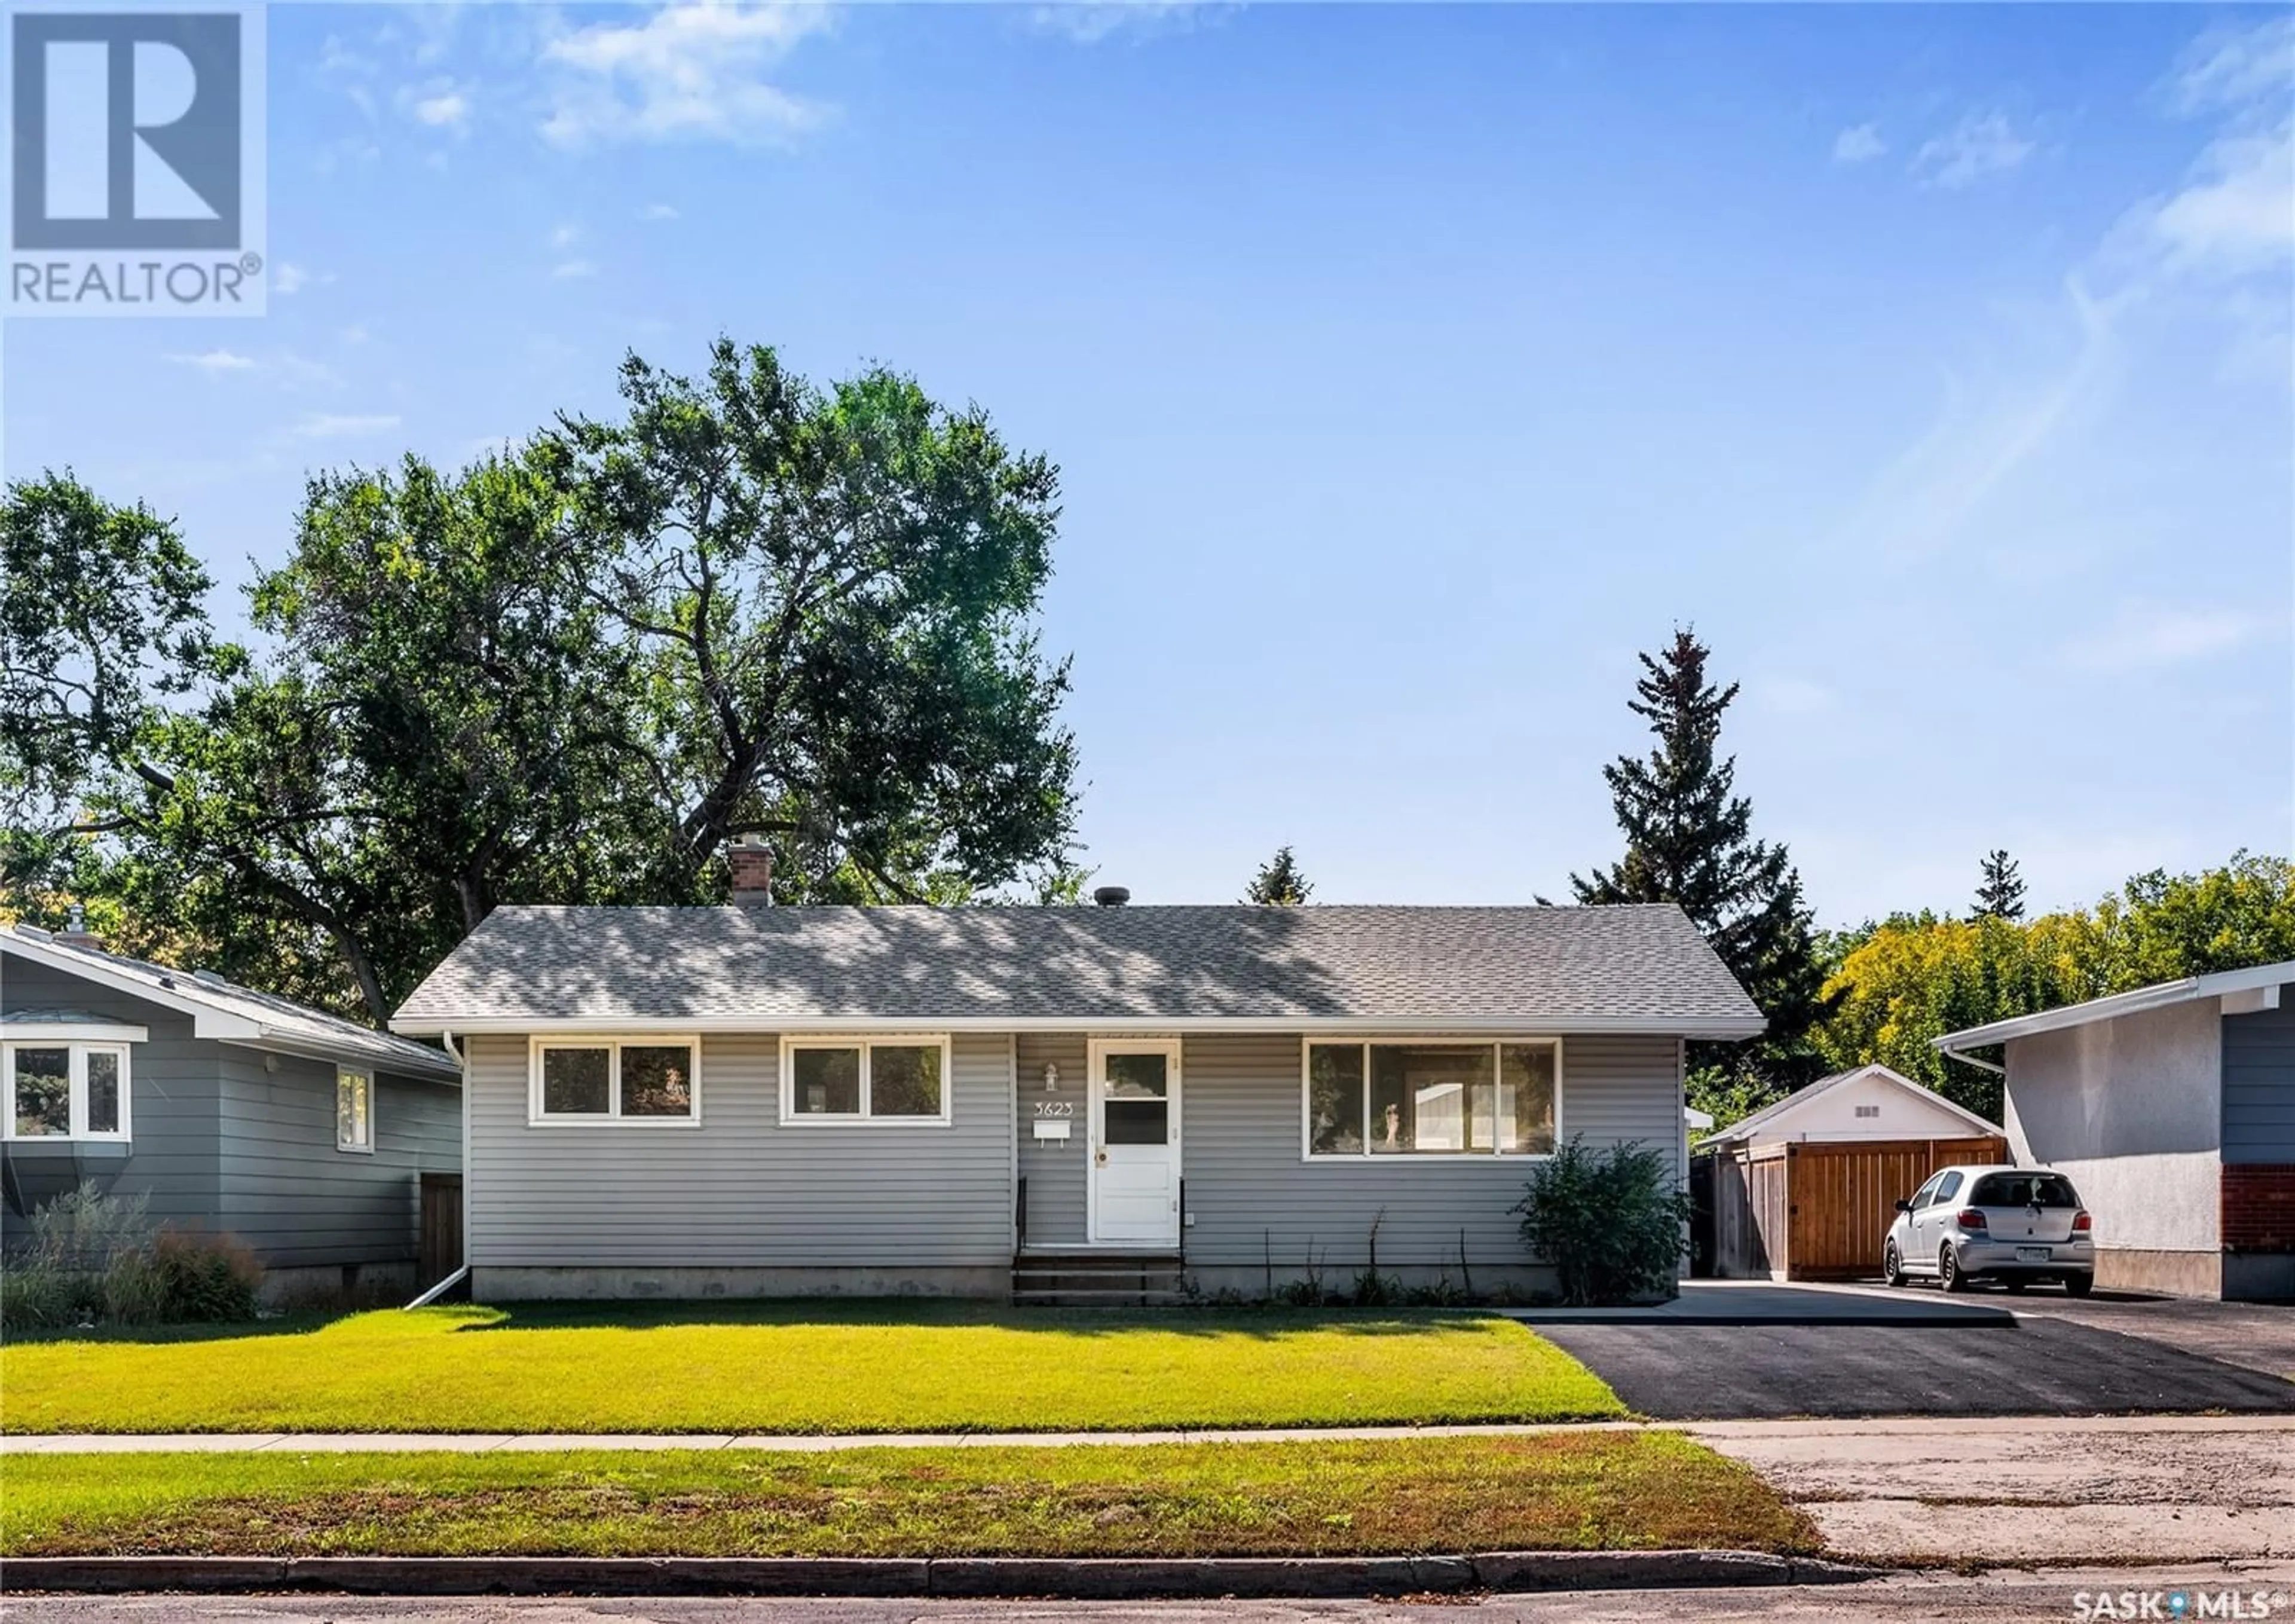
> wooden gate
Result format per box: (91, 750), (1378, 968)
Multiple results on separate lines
(419, 1172), (463, 1288)
(1707, 1136), (2006, 1280)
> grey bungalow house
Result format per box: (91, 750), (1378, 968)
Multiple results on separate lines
(1, 923), (463, 1299)
(390, 887), (1763, 1302)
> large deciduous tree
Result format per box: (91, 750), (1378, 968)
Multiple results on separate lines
(5, 341), (1083, 1024)
(1569, 628), (1827, 1088)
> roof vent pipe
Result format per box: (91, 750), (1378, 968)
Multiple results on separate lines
(729, 834), (775, 908)
(1093, 886), (1130, 907)
(56, 903), (100, 950)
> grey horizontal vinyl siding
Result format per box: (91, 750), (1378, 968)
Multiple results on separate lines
(466, 1032), (1015, 1268)
(1, 953), (221, 1240)
(1182, 1032), (1682, 1272)
(1015, 1032), (1088, 1247)
(217, 1051), (460, 1267)
(2223, 987), (2295, 1163)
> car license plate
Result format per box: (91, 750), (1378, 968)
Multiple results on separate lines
(2016, 1246), (2051, 1262)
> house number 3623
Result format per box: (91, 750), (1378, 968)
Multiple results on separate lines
(1033, 1101), (1074, 1118)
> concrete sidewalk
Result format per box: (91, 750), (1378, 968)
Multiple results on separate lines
(12, 1412), (2294, 1456)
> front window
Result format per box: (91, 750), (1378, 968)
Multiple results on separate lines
(782, 1037), (950, 1124)
(336, 1068), (374, 1152)
(1305, 1039), (1559, 1158)
(3, 1044), (130, 1141)
(530, 1039), (700, 1124)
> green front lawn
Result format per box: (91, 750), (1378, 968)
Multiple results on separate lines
(0, 1435), (1810, 1558)
(0, 1302), (1621, 1435)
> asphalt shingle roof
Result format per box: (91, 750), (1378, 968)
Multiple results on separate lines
(1, 925), (461, 1081)
(391, 903), (1765, 1035)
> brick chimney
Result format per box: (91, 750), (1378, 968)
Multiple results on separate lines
(56, 903), (100, 950)
(729, 834), (774, 908)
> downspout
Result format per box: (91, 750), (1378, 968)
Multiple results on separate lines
(1939, 1044), (2006, 1076)
(405, 1264), (467, 1309)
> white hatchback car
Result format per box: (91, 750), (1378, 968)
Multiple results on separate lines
(1881, 1164), (2095, 1295)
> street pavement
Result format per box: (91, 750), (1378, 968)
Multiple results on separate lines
(6, 1571), (2294, 1622)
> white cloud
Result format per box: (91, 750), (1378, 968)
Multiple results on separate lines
(2168, 16), (2295, 117)
(1832, 123), (1886, 166)
(2147, 122), (2295, 277)
(1026, 2), (1212, 45)
(290, 412), (402, 440)
(539, 3), (834, 148)
(167, 348), (257, 374)
(641, 201), (680, 221)
(550, 258), (598, 280)
(550, 222), (582, 249)
(1912, 111), (2036, 190)
(274, 262), (309, 295)
(410, 87), (469, 129)
(2066, 604), (2272, 671)
(341, 324), (370, 346)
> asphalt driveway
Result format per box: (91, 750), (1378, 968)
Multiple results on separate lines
(1540, 1317), (2295, 1419)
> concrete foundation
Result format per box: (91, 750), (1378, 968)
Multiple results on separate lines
(2093, 1247), (2222, 1298)
(472, 1265), (1012, 1302)
(259, 1260), (416, 1310)
(2221, 1252), (2295, 1301)
(1180, 1260), (1556, 1302)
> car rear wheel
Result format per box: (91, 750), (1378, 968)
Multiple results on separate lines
(1939, 1244), (1969, 1293)
(2064, 1273), (2095, 1297)
(1883, 1240), (1905, 1287)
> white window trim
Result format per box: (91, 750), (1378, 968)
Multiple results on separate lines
(1299, 1035), (1563, 1163)
(336, 1066), (376, 1154)
(2, 1041), (133, 1143)
(527, 1035), (703, 1127)
(778, 1035), (954, 1127)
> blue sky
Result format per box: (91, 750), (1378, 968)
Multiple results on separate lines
(7, 2), (2291, 926)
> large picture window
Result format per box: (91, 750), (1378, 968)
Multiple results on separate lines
(2, 1042), (131, 1142)
(1304, 1039), (1557, 1159)
(781, 1036), (951, 1125)
(528, 1038), (700, 1125)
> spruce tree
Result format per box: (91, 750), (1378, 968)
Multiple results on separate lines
(1245, 845), (1312, 905)
(1569, 628), (1828, 1083)
(1973, 849), (2027, 921)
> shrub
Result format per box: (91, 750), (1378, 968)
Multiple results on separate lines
(1513, 1136), (1691, 1307)
(145, 1230), (263, 1322)
(0, 1186), (262, 1330)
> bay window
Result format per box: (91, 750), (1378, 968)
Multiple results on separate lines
(4, 1042), (130, 1141)
(1305, 1039), (1557, 1158)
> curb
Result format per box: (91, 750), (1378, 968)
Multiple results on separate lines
(2, 1552), (1882, 1598)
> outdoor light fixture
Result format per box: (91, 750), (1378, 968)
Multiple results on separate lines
(1042, 1063), (1060, 1092)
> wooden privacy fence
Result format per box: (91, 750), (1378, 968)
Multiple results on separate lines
(1706, 1136), (2007, 1281)
(418, 1172), (463, 1289)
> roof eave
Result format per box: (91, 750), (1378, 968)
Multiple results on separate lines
(1930, 959), (2295, 1052)
(391, 1012), (1769, 1039)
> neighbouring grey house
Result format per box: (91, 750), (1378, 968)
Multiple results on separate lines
(1, 922), (464, 1300)
(1935, 960), (2295, 1301)
(388, 875), (1764, 1304)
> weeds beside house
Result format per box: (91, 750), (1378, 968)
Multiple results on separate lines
(0, 1186), (262, 1330)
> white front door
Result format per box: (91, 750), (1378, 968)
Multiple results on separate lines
(1089, 1039), (1181, 1246)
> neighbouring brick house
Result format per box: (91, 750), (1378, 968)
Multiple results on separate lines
(1935, 961), (2295, 1301)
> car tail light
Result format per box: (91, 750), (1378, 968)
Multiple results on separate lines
(2072, 1210), (2092, 1232)
(1956, 1208), (1988, 1231)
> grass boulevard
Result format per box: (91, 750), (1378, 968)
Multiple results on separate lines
(0, 1435), (1814, 1560)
